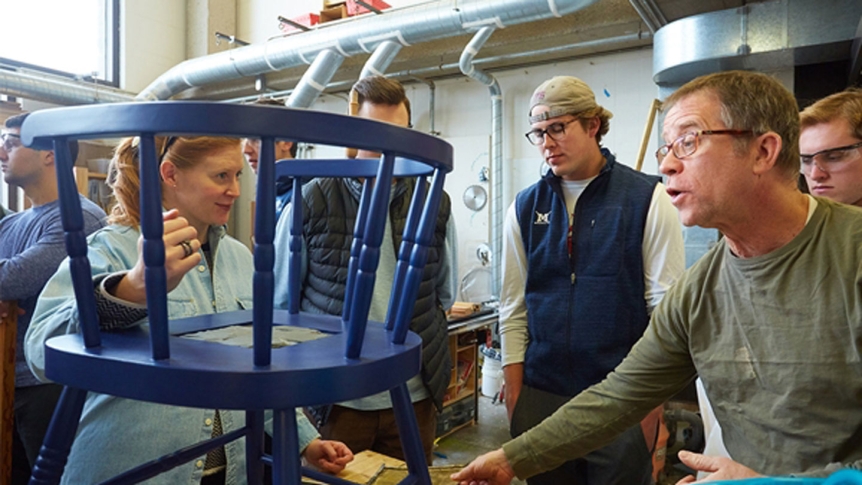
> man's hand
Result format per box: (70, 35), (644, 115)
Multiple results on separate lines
(302, 438), (354, 474)
(674, 450), (762, 484)
(450, 449), (516, 485)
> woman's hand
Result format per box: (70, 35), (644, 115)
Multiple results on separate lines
(302, 438), (354, 474)
(113, 210), (201, 304)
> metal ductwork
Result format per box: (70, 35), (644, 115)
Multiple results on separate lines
(460, 26), (503, 298)
(653, 0), (862, 86)
(627, 0), (666, 34)
(137, 0), (601, 101)
(0, 68), (135, 106)
(360, 40), (403, 79)
(285, 49), (345, 108)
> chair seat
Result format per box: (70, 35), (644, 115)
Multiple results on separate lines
(43, 310), (422, 410)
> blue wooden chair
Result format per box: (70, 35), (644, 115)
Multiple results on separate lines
(709, 470), (862, 485)
(21, 101), (453, 485)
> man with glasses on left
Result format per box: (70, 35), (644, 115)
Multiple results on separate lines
(799, 88), (862, 208)
(0, 112), (106, 484)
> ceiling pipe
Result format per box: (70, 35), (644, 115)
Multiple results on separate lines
(408, 76), (437, 136)
(639, 0), (667, 29)
(0, 68), (134, 105)
(628, 0), (658, 33)
(136, 0), (602, 101)
(360, 40), (403, 79)
(460, 26), (503, 298)
(285, 49), (345, 108)
(222, 32), (651, 104)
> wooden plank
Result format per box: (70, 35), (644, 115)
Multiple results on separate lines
(636, 99), (662, 172)
(0, 301), (18, 485)
(73, 166), (89, 195)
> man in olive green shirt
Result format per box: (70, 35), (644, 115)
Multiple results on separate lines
(453, 71), (862, 484)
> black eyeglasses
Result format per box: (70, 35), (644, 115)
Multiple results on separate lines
(1, 132), (22, 152)
(656, 130), (755, 162)
(525, 119), (580, 146)
(800, 141), (862, 175)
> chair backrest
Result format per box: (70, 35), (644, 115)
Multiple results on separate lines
(0, 301), (17, 485)
(275, 156), (448, 359)
(21, 101), (453, 366)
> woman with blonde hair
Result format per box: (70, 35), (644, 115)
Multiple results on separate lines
(26, 135), (352, 484)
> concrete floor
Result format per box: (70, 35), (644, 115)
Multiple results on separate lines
(433, 395), (526, 485)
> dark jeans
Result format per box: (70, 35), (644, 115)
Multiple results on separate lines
(320, 398), (438, 465)
(12, 383), (63, 485)
(510, 384), (653, 485)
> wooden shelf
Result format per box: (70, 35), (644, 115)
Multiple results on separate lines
(437, 313), (496, 438)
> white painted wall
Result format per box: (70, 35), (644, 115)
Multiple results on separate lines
(120, 0), (188, 92)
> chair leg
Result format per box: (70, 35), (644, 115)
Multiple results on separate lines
(246, 410), (265, 485)
(271, 408), (301, 485)
(29, 387), (87, 485)
(390, 384), (431, 485)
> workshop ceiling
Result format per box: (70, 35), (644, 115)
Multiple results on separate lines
(180, 0), (759, 101)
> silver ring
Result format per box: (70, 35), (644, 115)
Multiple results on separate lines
(180, 240), (194, 258)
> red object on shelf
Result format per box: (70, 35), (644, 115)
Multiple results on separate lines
(279, 12), (319, 33)
(346, 0), (391, 16)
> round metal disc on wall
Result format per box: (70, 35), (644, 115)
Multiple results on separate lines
(462, 184), (488, 211)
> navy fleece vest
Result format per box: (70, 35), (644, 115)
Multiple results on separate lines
(301, 177), (452, 409)
(515, 150), (659, 397)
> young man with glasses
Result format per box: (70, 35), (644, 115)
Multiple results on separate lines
(0, 112), (106, 484)
(454, 70), (862, 484)
(500, 76), (684, 485)
(798, 88), (862, 207)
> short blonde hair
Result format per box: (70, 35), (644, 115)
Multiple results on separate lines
(800, 88), (862, 141)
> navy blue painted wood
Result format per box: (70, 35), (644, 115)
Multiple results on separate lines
(22, 101), (452, 485)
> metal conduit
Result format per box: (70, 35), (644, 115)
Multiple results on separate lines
(285, 49), (345, 108)
(0, 68), (134, 105)
(136, 0), (601, 101)
(222, 32), (651, 105)
(459, 26), (503, 298)
(360, 40), (403, 79)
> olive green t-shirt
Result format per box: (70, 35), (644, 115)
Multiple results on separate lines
(504, 197), (862, 478)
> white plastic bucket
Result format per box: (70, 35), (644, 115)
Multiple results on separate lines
(481, 356), (503, 397)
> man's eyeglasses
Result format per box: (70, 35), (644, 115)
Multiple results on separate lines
(1, 132), (22, 152)
(656, 130), (755, 163)
(800, 141), (862, 175)
(525, 119), (580, 146)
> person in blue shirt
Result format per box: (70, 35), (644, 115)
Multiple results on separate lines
(26, 134), (352, 485)
(0, 112), (107, 485)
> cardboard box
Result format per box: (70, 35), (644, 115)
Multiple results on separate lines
(319, 4), (347, 23)
(323, 0), (345, 7)
(278, 12), (319, 33)
(346, 0), (391, 16)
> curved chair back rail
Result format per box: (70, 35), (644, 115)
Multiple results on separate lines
(22, 101), (451, 485)
(21, 101), (453, 172)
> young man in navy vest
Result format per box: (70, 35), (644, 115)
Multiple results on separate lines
(500, 76), (684, 485)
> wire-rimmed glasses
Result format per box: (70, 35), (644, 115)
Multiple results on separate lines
(656, 130), (755, 163)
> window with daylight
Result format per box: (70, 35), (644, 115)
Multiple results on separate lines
(0, 0), (119, 85)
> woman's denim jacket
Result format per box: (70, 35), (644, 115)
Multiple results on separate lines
(26, 224), (319, 485)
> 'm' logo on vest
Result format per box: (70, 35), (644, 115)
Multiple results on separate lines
(534, 211), (550, 225)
